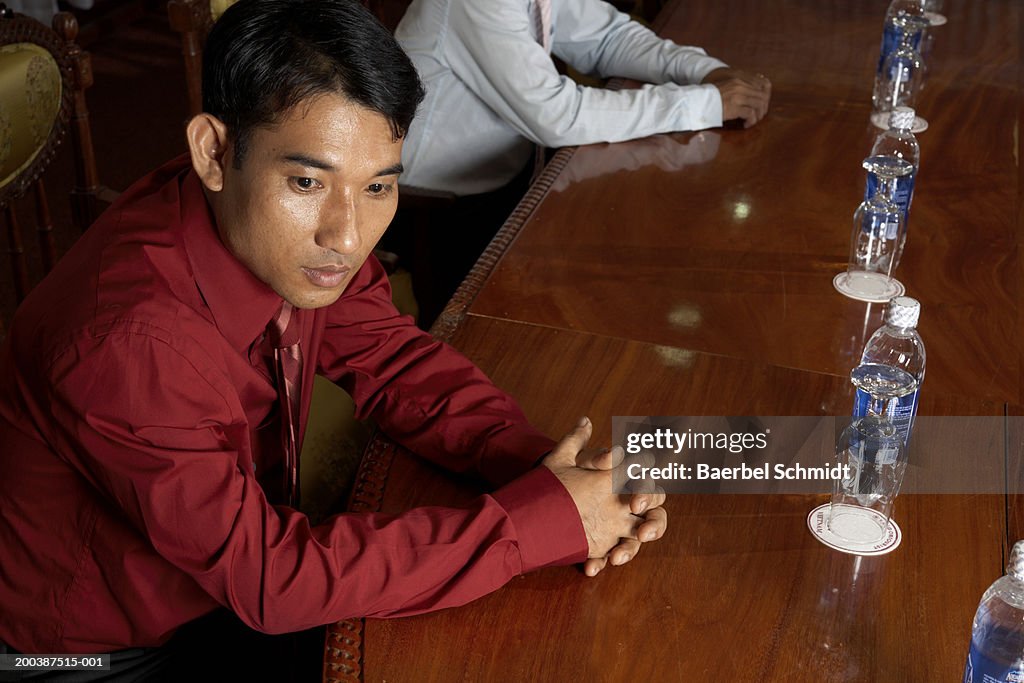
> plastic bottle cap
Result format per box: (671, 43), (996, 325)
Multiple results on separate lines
(890, 107), (916, 131)
(1010, 541), (1024, 582)
(886, 296), (920, 328)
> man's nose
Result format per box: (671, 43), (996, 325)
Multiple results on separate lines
(316, 190), (361, 255)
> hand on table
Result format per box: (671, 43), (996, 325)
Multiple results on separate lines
(543, 417), (667, 577)
(702, 67), (772, 128)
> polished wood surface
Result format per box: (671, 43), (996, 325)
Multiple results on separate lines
(358, 320), (1008, 682)
(333, 0), (1022, 680)
(469, 0), (1019, 404)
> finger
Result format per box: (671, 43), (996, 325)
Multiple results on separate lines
(751, 88), (770, 121)
(748, 97), (769, 127)
(584, 556), (608, 577)
(742, 106), (757, 129)
(608, 537), (642, 566)
(722, 92), (766, 124)
(733, 71), (771, 93)
(622, 450), (659, 495)
(744, 105), (760, 129)
(578, 444), (624, 470)
(736, 75), (764, 91)
(731, 83), (772, 102)
(728, 80), (769, 97)
(753, 89), (770, 118)
(731, 95), (768, 128)
(731, 90), (770, 111)
(636, 506), (668, 542)
(546, 416), (592, 467)
(591, 498), (646, 551)
(629, 487), (666, 515)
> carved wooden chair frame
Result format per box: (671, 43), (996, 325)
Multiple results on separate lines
(0, 8), (106, 306)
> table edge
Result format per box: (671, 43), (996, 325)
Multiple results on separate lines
(322, 145), (580, 682)
(428, 145), (579, 343)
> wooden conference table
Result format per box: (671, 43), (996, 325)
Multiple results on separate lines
(324, 0), (1021, 680)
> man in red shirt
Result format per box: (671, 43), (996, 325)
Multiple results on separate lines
(0, 0), (666, 677)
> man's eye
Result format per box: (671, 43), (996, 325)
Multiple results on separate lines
(291, 177), (319, 191)
(367, 183), (393, 197)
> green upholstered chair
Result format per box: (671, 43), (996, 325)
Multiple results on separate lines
(0, 7), (107, 330)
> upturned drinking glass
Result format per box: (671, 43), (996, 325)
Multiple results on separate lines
(834, 155), (914, 303)
(829, 415), (907, 545)
(872, 15), (930, 122)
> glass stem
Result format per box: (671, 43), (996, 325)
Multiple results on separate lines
(875, 174), (900, 278)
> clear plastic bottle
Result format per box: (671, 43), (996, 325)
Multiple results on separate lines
(963, 541), (1024, 683)
(865, 107), (920, 254)
(876, 0), (926, 76)
(872, 15), (928, 119)
(851, 296), (925, 445)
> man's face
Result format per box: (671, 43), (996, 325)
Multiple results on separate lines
(212, 94), (404, 309)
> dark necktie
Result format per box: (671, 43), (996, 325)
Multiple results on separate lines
(266, 302), (303, 508)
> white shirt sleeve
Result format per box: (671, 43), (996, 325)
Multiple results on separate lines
(444, 0), (728, 148)
(553, 0), (726, 84)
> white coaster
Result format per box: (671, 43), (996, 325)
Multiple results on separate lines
(807, 503), (902, 556)
(870, 110), (929, 134)
(924, 11), (947, 26)
(833, 272), (905, 303)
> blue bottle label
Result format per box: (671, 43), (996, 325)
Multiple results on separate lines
(852, 387), (919, 446)
(963, 641), (1024, 683)
(877, 23), (901, 74)
(877, 22), (923, 75)
(865, 171), (916, 236)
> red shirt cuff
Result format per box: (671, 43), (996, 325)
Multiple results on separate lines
(478, 427), (556, 487)
(491, 466), (588, 573)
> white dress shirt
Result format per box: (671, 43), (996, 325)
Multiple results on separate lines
(395, 0), (728, 195)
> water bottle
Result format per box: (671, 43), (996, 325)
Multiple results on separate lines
(963, 541), (1024, 683)
(865, 107), (920, 245)
(851, 296), (925, 445)
(876, 0), (926, 76)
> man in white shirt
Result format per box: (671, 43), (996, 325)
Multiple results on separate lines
(395, 0), (771, 195)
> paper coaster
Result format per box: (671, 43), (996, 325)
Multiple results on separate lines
(870, 110), (929, 134)
(833, 272), (905, 303)
(807, 503), (902, 556)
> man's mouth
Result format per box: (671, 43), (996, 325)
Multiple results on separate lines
(301, 265), (350, 289)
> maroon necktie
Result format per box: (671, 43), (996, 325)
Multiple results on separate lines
(267, 302), (303, 509)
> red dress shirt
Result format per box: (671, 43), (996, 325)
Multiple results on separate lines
(0, 156), (587, 653)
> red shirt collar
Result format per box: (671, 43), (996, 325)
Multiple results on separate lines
(177, 161), (284, 353)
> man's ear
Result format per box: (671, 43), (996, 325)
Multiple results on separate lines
(186, 114), (231, 192)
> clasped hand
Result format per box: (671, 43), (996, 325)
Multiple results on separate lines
(543, 417), (667, 577)
(702, 67), (772, 129)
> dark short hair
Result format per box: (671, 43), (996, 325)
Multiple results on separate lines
(202, 0), (425, 165)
